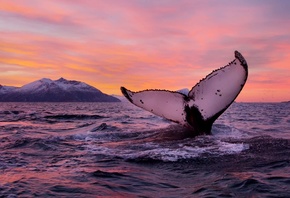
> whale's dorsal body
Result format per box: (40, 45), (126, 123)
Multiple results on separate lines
(121, 51), (248, 134)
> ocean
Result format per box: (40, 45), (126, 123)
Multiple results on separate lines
(0, 101), (290, 197)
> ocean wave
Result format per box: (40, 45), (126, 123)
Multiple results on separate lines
(85, 137), (249, 162)
(1, 110), (25, 115)
(44, 114), (106, 120)
(3, 136), (70, 151)
(90, 170), (127, 179)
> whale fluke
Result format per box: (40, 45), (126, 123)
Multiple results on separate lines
(121, 51), (248, 135)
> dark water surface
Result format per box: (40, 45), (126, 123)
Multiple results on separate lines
(0, 102), (290, 197)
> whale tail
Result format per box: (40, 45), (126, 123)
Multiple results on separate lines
(121, 51), (248, 134)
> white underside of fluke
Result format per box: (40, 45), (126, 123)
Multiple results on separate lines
(121, 89), (188, 125)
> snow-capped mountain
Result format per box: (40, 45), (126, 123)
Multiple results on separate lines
(0, 85), (17, 94)
(176, 88), (189, 95)
(0, 78), (120, 102)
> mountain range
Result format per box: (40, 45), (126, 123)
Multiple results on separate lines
(0, 78), (120, 102)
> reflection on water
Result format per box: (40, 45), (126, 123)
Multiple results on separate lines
(0, 102), (290, 197)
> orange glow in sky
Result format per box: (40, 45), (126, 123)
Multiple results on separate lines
(0, 1), (290, 102)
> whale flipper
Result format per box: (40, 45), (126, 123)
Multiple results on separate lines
(121, 51), (248, 134)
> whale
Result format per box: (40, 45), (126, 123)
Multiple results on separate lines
(120, 51), (248, 135)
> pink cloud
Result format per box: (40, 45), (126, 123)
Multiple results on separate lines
(0, 0), (290, 101)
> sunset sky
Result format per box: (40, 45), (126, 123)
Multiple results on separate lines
(0, 1), (289, 102)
